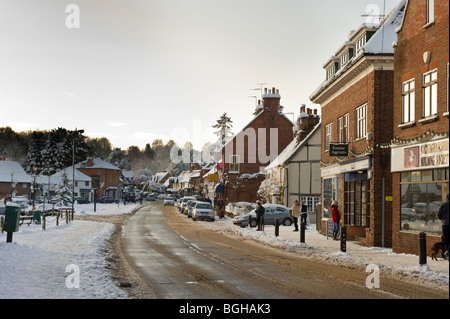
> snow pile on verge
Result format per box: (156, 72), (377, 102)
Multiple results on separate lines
(208, 217), (449, 288)
(0, 203), (139, 299)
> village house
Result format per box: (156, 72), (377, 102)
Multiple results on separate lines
(76, 157), (121, 201)
(310, 1), (407, 247)
(264, 105), (321, 224)
(219, 87), (293, 204)
(390, 0), (449, 255)
(0, 159), (31, 200)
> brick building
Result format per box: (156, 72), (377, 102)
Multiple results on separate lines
(219, 87), (293, 204)
(390, 0), (449, 255)
(310, 1), (407, 247)
(76, 157), (121, 201)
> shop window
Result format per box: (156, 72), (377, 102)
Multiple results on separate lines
(400, 168), (449, 234)
(344, 177), (370, 227)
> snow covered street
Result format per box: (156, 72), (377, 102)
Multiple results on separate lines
(0, 202), (448, 299)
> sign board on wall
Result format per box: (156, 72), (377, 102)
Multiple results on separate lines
(391, 139), (449, 172)
(329, 144), (348, 157)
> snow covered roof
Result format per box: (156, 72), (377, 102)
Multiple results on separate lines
(310, 0), (406, 101)
(76, 158), (120, 171)
(359, 0), (406, 55)
(265, 122), (321, 171)
(47, 166), (92, 185)
(0, 161), (31, 183)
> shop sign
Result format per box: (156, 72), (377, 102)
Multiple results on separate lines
(391, 139), (449, 172)
(329, 144), (348, 157)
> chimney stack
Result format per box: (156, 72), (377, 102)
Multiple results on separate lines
(295, 105), (320, 144)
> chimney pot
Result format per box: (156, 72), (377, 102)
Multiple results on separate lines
(272, 87), (275, 94)
(313, 109), (317, 115)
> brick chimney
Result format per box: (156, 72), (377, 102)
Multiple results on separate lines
(262, 87), (281, 113)
(296, 104), (320, 144)
(86, 156), (94, 167)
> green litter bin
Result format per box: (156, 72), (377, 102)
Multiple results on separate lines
(4, 205), (21, 233)
(33, 211), (41, 224)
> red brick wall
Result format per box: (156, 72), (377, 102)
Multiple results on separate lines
(223, 94), (294, 204)
(321, 69), (394, 247)
(392, 0), (449, 255)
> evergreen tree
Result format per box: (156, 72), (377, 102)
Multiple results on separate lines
(27, 131), (46, 174)
(212, 112), (233, 151)
(54, 171), (73, 206)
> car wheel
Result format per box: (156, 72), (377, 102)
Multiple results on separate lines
(249, 219), (257, 228)
(283, 218), (292, 226)
(210, 218), (215, 222)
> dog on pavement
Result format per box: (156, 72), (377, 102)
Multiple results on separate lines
(431, 241), (445, 261)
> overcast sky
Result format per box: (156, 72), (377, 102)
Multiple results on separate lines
(0, 0), (399, 150)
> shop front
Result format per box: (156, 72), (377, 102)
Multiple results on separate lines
(391, 138), (449, 254)
(321, 156), (373, 242)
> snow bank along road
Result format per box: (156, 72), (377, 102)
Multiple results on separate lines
(121, 202), (448, 299)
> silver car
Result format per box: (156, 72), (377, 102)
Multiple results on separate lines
(192, 202), (215, 221)
(233, 204), (292, 228)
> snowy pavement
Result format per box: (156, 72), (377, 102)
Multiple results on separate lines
(0, 202), (448, 299)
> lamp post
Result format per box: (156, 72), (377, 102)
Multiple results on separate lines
(72, 129), (84, 217)
(32, 166), (37, 207)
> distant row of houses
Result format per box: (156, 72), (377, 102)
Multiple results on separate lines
(0, 157), (122, 203)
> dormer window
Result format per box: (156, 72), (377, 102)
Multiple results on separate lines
(327, 66), (335, 80)
(340, 49), (354, 67)
(355, 34), (367, 53)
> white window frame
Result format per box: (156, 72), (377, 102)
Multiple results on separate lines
(338, 113), (349, 143)
(340, 51), (349, 67)
(426, 0), (434, 25)
(327, 66), (335, 80)
(355, 104), (367, 140)
(402, 78), (415, 123)
(355, 34), (366, 53)
(423, 69), (438, 118)
(325, 123), (333, 152)
(229, 155), (240, 173)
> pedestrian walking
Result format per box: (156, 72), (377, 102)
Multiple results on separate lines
(438, 193), (449, 260)
(255, 201), (265, 231)
(300, 201), (308, 225)
(331, 200), (340, 241)
(289, 200), (301, 232)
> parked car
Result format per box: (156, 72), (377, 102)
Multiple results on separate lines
(185, 200), (198, 217)
(192, 202), (215, 222)
(124, 192), (136, 203)
(179, 196), (196, 213)
(75, 196), (89, 204)
(146, 194), (156, 201)
(233, 204), (292, 228)
(99, 196), (114, 203)
(164, 195), (177, 206)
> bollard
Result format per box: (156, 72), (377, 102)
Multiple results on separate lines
(340, 225), (346, 252)
(300, 222), (305, 243)
(42, 214), (46, 230)
(275, 218), (279, 237)
(419, 232), (427, 265)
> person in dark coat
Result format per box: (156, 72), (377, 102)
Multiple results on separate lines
(255, 201), (265, 231)
(438, 193), (449, 259)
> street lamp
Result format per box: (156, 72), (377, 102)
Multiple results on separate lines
(72, 129), (84, 217)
